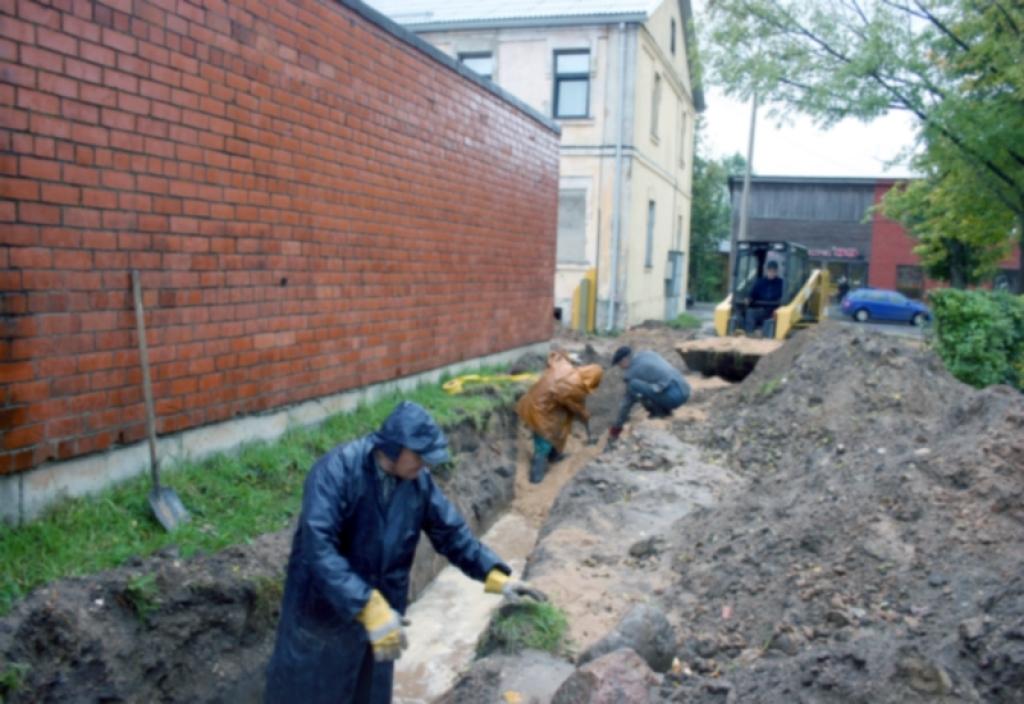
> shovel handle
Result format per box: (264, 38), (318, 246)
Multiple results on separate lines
(132, 270), (161, 492)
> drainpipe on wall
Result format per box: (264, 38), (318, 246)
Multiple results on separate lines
(606, 21), (628, 331)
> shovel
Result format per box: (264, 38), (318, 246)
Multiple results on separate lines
(132, 270), (190, 531)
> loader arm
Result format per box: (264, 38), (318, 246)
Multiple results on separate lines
(770, 269), (830, 340)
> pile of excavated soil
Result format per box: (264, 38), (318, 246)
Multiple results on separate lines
(655, 323), (1024, 702)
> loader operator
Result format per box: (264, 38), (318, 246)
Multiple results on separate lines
(607, 347), (690, 450)
(264, 401), (546, 704)
(743, 260), (784, 334)
(516, 350), (603, 484)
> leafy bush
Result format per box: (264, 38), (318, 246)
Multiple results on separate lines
(668, 312), (703, 331)
(929, 289), (1024, 390)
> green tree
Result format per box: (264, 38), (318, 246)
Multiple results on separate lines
(882, 158), (1015, 288)
(688, 121), (743, 301)
(702, 0), (1024, 291)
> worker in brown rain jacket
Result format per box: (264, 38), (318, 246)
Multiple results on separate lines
(516, 351), (603, 484)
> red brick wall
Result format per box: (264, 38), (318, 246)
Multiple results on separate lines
(0, 0), (560, 474)
(870, 181), (1022, 291)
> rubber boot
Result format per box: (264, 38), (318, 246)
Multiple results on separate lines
(529, 453), (549, 484)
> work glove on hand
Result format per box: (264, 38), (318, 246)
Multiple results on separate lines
(355, 589), (409, 662)
(484, 568), (548, 605)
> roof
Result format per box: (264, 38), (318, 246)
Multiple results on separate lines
(726, 175), (902, 189)
(365, 0), (704, 110)
(333, 0), (560, 133)
(362, 0), (664, 29)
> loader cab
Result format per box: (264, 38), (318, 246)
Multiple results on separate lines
(728, 241), (810, 335)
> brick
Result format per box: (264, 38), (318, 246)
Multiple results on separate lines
(41, 182), (79, 204)
(117, 91), (150, 115)
(80, 85), (118, 110)
(71, 123), (109, 146)
(103, 68), (137, 93)
(36, 27), (77, 56)
(17, 87), (59, 113)
(20, 45), (63, 72)
(0, 106), (29, 130)
(9, 246), (52, 269)
(63, 163), (100, 186)
(63, 58), (101, 86)
(0, 177), (39, 200)
(38, 71), (78, 99)
(18, 202), (61, 224)
(1, 61), (36, 87)
(61, 98), (99, 123)
(101, 27), (136, 54)
(53, 248), (92, 269)
(79, 40), (116, 67)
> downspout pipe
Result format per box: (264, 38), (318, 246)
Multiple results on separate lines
(606, 21), (628, 331)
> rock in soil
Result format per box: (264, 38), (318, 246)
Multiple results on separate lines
(552, 648), (660, 704)
(578, 603), (676, 673)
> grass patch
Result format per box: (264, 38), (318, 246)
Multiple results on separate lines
(668, 312), (703, 330)
(758, 376), (783, 397)
(0, 366), (518, 616)
(0, 662), (29, 701)
(477, 602), (570, 657)
(119, 573), (159, 624)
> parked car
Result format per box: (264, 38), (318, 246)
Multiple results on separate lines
(841, 288), (931, 326)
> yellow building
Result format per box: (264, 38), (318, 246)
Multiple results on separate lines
(367, 0), (704, 329)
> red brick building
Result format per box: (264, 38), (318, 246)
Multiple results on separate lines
(869, 179), (1021, 295)
(1, 0), (560, 519)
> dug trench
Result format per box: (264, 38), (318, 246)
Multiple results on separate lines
(0, 404), (525, 703)
(0, 323), (706, 704)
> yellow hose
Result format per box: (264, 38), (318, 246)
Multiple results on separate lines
(442, 373), (538, 395)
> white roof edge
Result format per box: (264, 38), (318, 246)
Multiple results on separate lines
(403, 13), (649, 32)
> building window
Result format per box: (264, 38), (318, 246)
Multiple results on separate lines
(645, 200), (656, 268)
(458, 52), (493, 80)
(553, 50), (590, 119)
(671, 18), (677, 55)
(651, 73), (662, 139)
(896, 265), (924, 299)
(557, 189), (587, 263)
(679, 111), (688, 166)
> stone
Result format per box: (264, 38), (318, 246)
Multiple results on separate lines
(552, 648), (659, 704)
(578, 604), (676, 673)
(895, 652), (953, 695)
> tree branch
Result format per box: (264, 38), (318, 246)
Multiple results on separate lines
(913, 0), (972, 52)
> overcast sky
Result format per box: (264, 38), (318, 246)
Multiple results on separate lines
(700, 89), (919, 178)
(691, 0), (919, 179)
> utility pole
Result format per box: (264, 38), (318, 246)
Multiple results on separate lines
(730, 93), (758, 289)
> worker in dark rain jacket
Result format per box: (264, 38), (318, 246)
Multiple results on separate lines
(264, 401), (545, 704)
(606, 347), (690, 450)
(743, 260), (785, 334)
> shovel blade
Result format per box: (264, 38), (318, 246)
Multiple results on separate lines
(149, 487), (190, 532)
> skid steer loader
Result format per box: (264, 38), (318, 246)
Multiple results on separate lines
(679, 241), (830, 381)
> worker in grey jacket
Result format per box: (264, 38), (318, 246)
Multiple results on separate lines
(607, 346), (690, 449)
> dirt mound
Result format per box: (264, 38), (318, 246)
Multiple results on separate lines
(700, 322), (963, 473)
(653, 325), (1024, 702)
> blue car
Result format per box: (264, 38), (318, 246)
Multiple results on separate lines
(841, 288), (931, 326)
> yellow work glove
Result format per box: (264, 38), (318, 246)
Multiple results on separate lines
(355, 589), (408, 662)
(484, 568), (549, 605)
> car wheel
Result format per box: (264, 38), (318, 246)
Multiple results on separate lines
(854, 309), (870, 322)
(911, 312), (926, 327)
